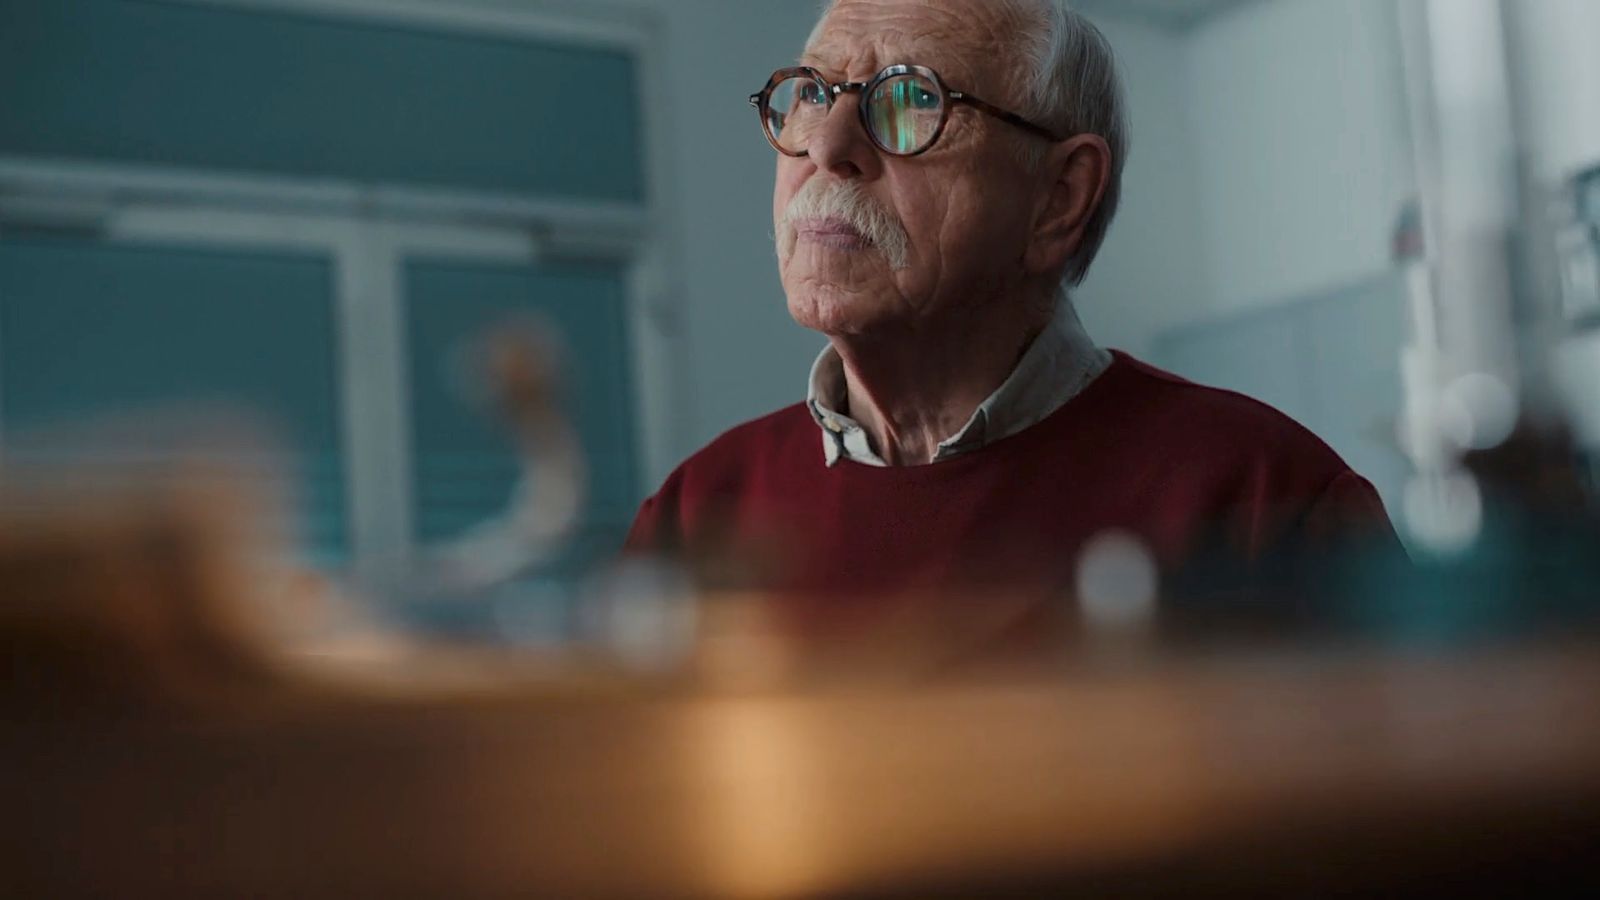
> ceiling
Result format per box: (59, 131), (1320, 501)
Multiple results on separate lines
(1071, 0), (1266, 31)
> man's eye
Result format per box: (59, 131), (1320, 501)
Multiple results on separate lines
(914, 88), (939, 108)
(801, 84), (827, 105)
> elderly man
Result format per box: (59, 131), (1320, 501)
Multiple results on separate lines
(628, 0), (1401, 616)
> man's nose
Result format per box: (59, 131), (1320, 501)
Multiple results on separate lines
(805, 92), (884, 181)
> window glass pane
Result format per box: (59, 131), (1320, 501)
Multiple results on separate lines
(0, 235), (348, 563)
(0, 0), (644, 204)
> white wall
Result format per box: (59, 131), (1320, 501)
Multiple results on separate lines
(1183, 0), (1414, 315)
(1504, 0), (1600, 181)
(1073, 15), (1210, 358)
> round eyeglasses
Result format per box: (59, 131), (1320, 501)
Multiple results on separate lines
(748, 64), (1066, 158)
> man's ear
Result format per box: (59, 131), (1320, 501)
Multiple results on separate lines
(1025, 133), (1111, 276)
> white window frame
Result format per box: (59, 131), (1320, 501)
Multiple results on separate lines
(0, 0), (687, 583)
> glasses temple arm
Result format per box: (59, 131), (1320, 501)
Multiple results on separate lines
(949, 92), (1066, 143)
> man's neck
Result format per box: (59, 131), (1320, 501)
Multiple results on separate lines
(833, 304), (1050, 466)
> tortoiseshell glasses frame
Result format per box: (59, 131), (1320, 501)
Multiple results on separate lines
(748, 64), (1066, 158)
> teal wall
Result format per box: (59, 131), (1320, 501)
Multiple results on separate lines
(0, 0), (644, 202)
(0, 237), (349, 560)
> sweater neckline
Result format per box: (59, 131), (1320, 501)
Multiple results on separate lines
(822, 350), (1135, 480)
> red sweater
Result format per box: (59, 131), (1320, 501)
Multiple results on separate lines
(627, 352), (1402, 620)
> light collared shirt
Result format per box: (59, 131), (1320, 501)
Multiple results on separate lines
(806, 301), (1114, 467)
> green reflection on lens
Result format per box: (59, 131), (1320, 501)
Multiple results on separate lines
(894, 80), (915, 152)
(869, 76), (938, 154)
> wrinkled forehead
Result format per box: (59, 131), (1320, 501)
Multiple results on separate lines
(801, 0), (1019, 96)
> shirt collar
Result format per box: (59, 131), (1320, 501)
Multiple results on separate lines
(806, 301), (1111, 467)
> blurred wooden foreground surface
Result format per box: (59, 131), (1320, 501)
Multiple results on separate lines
(4, 473), (1600, 898)
(7, 650), (1600, 898)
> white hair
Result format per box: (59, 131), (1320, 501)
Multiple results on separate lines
(807, 0), (1129, 286)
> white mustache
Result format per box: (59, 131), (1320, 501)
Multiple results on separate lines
(777, 179), (911, 270)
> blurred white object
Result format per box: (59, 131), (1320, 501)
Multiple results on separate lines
(584, 558), (700, 675)
(1394, 0), (1523, 550)
(1076, 530), (1160, 636)
(1438, 372), (1519, 453)
(1553, 330), (1600, 451)
(1403, 468), (1484, 556)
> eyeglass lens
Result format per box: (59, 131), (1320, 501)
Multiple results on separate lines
(766, 71), (945, 156)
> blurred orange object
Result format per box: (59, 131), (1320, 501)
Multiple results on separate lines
(0, 463), (293, 711)
(3, 466), (1600, 898)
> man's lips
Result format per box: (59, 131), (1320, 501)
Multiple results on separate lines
(795, 218), (869, 248)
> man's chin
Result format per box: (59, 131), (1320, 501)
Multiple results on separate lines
(786, 289), (899, 336)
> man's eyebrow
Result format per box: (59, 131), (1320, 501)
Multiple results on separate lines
(798, 54), (854, 79)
